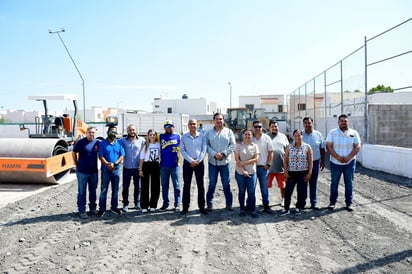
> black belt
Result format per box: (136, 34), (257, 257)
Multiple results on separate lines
(257, 165), (265, 168)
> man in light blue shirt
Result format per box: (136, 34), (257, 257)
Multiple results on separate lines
(180, 118), (208, 215)
(119, 124), (145, 212)
(302, 117), (325, 210)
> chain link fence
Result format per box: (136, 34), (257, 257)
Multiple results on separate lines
(288, 18), (412, 145)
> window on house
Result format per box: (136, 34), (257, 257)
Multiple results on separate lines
(298, 103), (306, 111)
(278, 105), (283, 112)
(167, 107), (172, 113)
(155, 105), (159, 108)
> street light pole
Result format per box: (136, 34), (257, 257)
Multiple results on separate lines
(49, 28), (86, 121)
(228, 82), (232, 108)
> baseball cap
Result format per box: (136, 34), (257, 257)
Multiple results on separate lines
(164, 119), (174, 127)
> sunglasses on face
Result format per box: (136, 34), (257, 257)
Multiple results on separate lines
(254, 126), (262, 129)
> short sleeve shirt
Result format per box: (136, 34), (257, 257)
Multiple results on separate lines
(326, 127), (361, 165)
(235, 142), (260, 174)
(302, 130), (324, 161)
(267, 132), (289, 173)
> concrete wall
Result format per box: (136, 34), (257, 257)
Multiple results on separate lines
(359, 144), (412, 178)
(368, 104), (412, 148)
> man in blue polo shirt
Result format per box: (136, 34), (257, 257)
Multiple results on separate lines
(302, 117), (325, 210)
(159, 120), (181, 211)
(97, 125), (125, 217)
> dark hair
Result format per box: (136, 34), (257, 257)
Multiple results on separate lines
(213, 113), (224, 120)
(292, 129), (303, 136)
(107, 125), (117, 133)
(269, 120), (278, 126)
(303, 117), (313, 122)
(338, 114), (348, 120)
(242, 128), (252, 134)
(252, 120), (261, 126)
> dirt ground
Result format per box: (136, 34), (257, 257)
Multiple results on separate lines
(0, 160), (411, 274)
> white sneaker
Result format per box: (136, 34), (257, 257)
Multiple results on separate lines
(149, 208), (156, 212)
(280, 199), (285, 207)
(142, 209), (148, 213)
(122, 206), (129, 212)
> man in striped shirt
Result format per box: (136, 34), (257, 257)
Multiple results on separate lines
(326, 114), (361, 212)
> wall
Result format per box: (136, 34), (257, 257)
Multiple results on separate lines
(368, 104), (412, 148)
(359, 144), (412, 178)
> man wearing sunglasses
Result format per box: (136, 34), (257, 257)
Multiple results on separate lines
(251, 120), (274, 213)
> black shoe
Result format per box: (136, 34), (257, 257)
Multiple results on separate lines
(251, 212), (259, 218)
(159, 205), (168, 211)
(199, 209), (208, 215)
(226, 205), (234, 211)
(97, 210), (105, 218)
(262, 206), (274, 214)
(327, 204), (335, 210)
(179, 210), (188, 216)
(346, 205), (354, 212)
(279, 210), (290, 216)
(239, 210), (246, 217)
(111, 208), (122, 215)
(310, 205), (320, 210)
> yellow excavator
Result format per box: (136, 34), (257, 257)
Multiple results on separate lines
(0, 94), (89, 184)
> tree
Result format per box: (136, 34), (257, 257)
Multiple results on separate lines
(368, 84), (393, 94)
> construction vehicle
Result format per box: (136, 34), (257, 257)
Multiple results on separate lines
(225, 107), (286, 141)
(0, 94), (89, 184)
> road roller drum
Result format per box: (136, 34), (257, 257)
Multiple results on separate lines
(0, 138), (75, 184)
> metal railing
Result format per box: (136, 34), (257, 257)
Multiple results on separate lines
(288, 18), (412, 144)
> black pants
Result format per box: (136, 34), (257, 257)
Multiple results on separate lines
(182, 160), (205, 211)
(284, 170), (308, 211)
(122, 168), (140, 207)
(140, 161), (160, 209)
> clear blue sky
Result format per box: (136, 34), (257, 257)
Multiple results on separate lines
(0, 0), (411, 112)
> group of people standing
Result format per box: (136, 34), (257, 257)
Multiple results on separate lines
(72, 113), (361, 219)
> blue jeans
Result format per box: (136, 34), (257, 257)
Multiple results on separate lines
(122, 168), (140, 207)
(255, 166), (269, 206)
(307, 160), (320, 206)
(160, 166), (181, 208)
(76, 171), (98, 213)
(330, 160), (356, 206)
(235, 172), (257, 212)
(99, 169), (120, 211)
(206, 163), (233, 208)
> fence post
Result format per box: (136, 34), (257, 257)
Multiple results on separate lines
(364, 35), (368, 144)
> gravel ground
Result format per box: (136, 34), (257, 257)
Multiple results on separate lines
(0, 160), (411, 274)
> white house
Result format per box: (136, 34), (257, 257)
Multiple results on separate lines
(152, 94), (224, 115)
